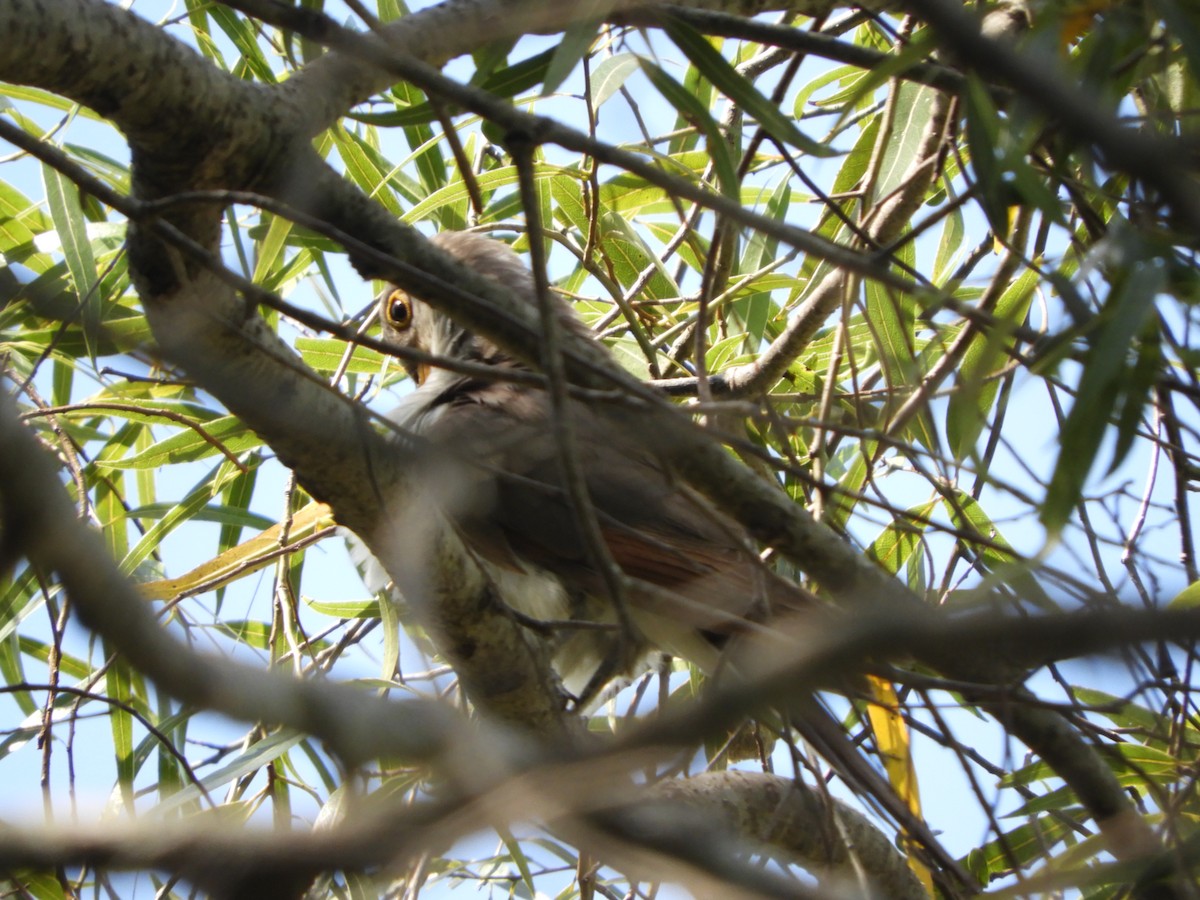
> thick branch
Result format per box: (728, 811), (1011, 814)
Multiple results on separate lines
(0, 0), (1177, 876)
(651, 771), (926, 900)
(287, 0), (861, 133)
(0, 390), (465, 767)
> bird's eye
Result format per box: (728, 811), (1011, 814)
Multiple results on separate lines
(384, 289), (413, 330)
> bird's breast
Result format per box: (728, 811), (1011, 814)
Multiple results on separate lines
(484, 558), (571, 623)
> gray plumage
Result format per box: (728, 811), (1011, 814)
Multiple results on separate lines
(375, 231), (812, 699)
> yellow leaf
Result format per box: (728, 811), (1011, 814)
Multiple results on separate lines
(138, 502), (336, 600)
(867, 675), (934, 895)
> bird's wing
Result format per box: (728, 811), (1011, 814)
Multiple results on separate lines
(421, 382), (813, 636)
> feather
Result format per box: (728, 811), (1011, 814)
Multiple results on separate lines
(368, 231), (816, 697)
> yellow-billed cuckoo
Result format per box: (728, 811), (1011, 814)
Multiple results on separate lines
(369, 232), (970, 884)
(375, 231), (814, 701)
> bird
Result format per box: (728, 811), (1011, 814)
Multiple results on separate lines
(372, 231), (816, 704)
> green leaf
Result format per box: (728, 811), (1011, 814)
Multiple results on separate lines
(866, 277), (936, 449)
(149, 730), (305, 818)
(663, 14), (832, 158)
(42, 163), (99, 359)
(639, 59), (739, 199)
(124, 502), (275, 531)
(120, 459), (245, 575)
(962, 74), (1009, 233)
(591, 52), (641, 108)
(333, 127), (405, 215)
(867, 500), (937, 592)
(295, 336), (386, 374)
(933, 206), (965, 284)
(1109, 315), (1160, 472)
(732, 175), (791, 350)
(252, 213), (294, 286)
(1170, 580), (1200, 608)
(105, 654), (137, 812)
(1043, 247), (1164, 532)
(943, 490), (1056, 610)
(208, 5), (277, 82)
(947, 265), (1039, 460)
(305, 598), (384, 619)
(354, 49), (556, 127)
(542, 15), (599, 96)
(962, 813), (1078, 884)
(99, 415), (258, 469)
(825, 445), (873, 533)
(871, 82), (939, 203)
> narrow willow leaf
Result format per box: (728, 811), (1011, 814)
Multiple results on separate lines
(0, 178), (52, 246)
(379, 586), (401, 682)
(305, 598), (383, 619)
(42, 163), (99, 360)
(866, 279), (936, 450)
(148, 730), (305, 818)
(138, 501), (334, 600)
(333, 127), (405, 215)
(1043, 251), (1164, 532)
(120, 459), (245, 576)
(208, 5), (276, 82)
(51, 358), (72, 407)
(125, 502), (274, 530)
(596, 210), (677, 300)
(154, 702), (188, 802)
(866, 677), (934, 894)
(550, 173), (586, 234)
(542, 14), (600, 96)
(95, 423), (141, 560)
(933, 206), (965, 284)
(1109, 316), (1160, 472)
(1069, 688), (1173, 742)
(962, 74), (1009, 233)
(0, 85), (108, 120)
(353, 49), (556, 127)
(825, 446), (873, 533)
(106, 653), (137, 812)
(295, 337), (386, 374)
(183, 0), (224, 66)
(377, 0), (407, 21)
(793, 64), (865, 119)
(732, 175), (790, 350)
(663, 15), (832, 158)
(17, 636), (90, 680)
(964, 814), (1077, 886)
(64, 143), (132, 192)
(403, 164), (532, 223)
(252, 213), (294, 285)
(591, 52), (641, 108)
(99, 415), (256, 469)
(871, 82), (939, 203)
(218, 460), (261, 560)
(0, 569), (45, 646)
(0, 638), (34, 716)
(498, 828), (539, 899)
(867, 500), (936, 592)
(943, 490), (1055, 610)
(639, 59), (739, 200)
(1, 870), (68, 899)
(831, 29), (939, 124)
(947, 265), (1039, 460)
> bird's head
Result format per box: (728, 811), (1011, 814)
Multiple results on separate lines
(378, 231), (588, 386)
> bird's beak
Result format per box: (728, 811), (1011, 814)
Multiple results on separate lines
(415, 363), (430, 386)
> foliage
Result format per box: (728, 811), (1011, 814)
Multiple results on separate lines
(1, 0), (1199, 897)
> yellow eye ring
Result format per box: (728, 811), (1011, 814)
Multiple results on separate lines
(385, 289), (413, 330)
